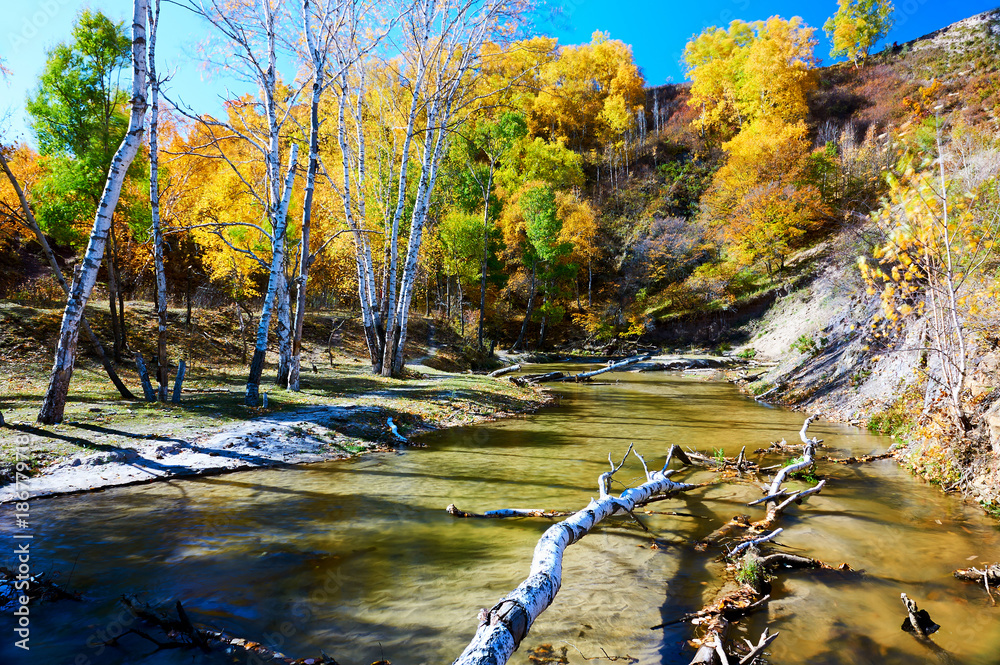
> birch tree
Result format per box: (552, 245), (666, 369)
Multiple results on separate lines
(174, 0), (304, 405)
(0, 148), (135, 400)
(147, 0), (170, 401)
(334, 0), (520, 376)
(37, 0), (149, 424)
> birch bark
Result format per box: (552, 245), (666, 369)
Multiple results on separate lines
(148, 0), (169, 401)
(38, 0), (149, 424)
(246, 144), (299, 406)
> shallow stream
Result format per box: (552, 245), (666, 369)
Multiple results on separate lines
(4, 369), (1000, 664)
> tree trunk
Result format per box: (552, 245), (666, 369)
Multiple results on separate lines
(107, 231), (123, 363)
(512, 260), (537, 351)
(477, 166), (494, 350)
(290, 5), (325, 392)
(246, 144), (298, 407)
(134, 352), (156, 402)
(0, 151), (134, 400)
(458, 278), (465, 338)
(148, 0), (168, 401)
(37, 0), (148, 425)
(452, 453), (697, 664)
(275, 269), (292, 387)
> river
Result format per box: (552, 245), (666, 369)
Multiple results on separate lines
(4, 369), (1000, 664)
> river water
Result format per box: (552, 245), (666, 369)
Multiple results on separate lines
(4, 369), (1000, 664)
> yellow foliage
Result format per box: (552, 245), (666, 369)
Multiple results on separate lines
(684, 16), (817, 139)
(702, 117), (824, 273)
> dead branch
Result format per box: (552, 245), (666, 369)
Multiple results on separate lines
(452, 446), (701, 665)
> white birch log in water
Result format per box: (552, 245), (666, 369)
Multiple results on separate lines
(452, 447), (699, 665)
(37, 0), (148, 424)
(147, 0), (169, 401)
(556, 354), (652, 382)
(246, 144), (298, 406)
(488, 364), (521, 378)
(0, 152), (134, 400)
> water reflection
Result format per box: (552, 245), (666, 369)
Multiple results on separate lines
(2, 371), (998, 665)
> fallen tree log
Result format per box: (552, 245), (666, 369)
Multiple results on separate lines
(451, 446), (700, 665)
(953, 563), (1000, 585)
(558, 354), (652, 382)
(489, 364), (521, 378)
(446, 505), (570, 519)
(512, 371), (564, 386)
(118, 595), (339, 663)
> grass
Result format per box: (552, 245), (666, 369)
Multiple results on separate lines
(0, 300), (546, 475)
(734, 550), (769, 591)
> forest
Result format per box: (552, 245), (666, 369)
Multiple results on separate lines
(2, 0), (1000, 664)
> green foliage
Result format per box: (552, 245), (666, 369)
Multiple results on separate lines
(734, 550), (769, 590)
(657, 159), (716, 217)
(790, 334), (822, 355)
(26, 10), (130, 161)
(867, 393), (915, 438)
(24, 9), (147, 247)
(824, 0), (894, 67)
(522, 185), (569, 263)
(737, 347), (757, 359)
(498, 137), (584, 193)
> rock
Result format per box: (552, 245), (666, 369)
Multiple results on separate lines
(986, 404), (1000, 455)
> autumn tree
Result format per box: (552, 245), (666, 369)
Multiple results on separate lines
(859, 140), (999, 430)
(824, 0), (894, 67)
(38, 0), (149, 424)
(177, 0), (305, 404)
(701, 118), (825, 274)
(26, 10), (139, 362)
(684, 16), (818, 140)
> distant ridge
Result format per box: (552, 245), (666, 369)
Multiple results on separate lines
(905, 7), (1000, 51)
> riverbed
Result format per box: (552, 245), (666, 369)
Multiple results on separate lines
(3, 369), (999, 664)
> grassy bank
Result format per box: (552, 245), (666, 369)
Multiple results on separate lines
(0, 300), (547, 488)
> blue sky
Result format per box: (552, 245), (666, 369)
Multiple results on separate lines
(1, 0), (997, 146)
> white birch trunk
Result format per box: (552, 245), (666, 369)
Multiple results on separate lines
(275, 267), (293, 385)
(1, 153), (136, 399)
(148, 0), (169, 401)
(453, 459), (697, 665)
(246, 143), (299, 406)
(38, 0), (148, 424)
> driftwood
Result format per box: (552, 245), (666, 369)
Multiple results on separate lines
(446, 505), (569, 518)
(489, 364), (521, 378)
(953, 562), (1000, 584)
(557, 354), (652, 382)
(0, 566), (81, 603)
(823, 452), (893, 464)
(451, 446), (700, 665)
(901, 593), (940, 636)
(954, 563), (999, 604)
(682, 416), (834, 665)
(511, 356), (653, 386)
(512, 371), (564, 386)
